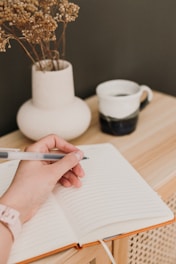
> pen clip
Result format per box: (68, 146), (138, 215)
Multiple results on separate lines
(0, 148), (20, 152)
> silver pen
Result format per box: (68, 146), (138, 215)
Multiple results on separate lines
(0, 148), (88, 161)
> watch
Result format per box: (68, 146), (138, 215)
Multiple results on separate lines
(0, 204), (22, 240)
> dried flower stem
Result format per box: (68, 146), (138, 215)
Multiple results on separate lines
(15, 37), (36, 64)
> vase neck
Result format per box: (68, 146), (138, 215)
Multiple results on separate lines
(32, 60), (75, 109)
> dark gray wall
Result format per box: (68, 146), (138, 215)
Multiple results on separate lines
(0, 0), (176, 136)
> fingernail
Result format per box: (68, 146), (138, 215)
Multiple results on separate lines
(74, 150), (83, 160)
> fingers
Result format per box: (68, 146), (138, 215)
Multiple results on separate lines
(26, 134), (78, 153)
(25, 134), (85, 188)
(72, 163), (85, 178)
(59, 158), (85, 188)
(49, 150), (84, 185)
(59, 172), (82, 188)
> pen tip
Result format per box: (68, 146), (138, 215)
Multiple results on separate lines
(83, 157), (89, 160)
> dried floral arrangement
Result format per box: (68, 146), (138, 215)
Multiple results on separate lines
(0, 0), (79, 71)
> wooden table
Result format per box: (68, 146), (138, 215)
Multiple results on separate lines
(1, 91), (176, 264)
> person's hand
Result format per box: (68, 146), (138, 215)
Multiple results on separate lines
(0, 134), (84, 223)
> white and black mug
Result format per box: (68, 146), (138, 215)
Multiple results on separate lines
(96, 79), (153, 135)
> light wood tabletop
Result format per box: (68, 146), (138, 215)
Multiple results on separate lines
(0, 91), (176, 263)
(1, 91), (175, 189)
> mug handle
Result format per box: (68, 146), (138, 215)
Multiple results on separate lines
(140, 85), (153, 110)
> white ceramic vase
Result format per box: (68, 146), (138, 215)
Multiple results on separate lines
(17, 60), (91, 141)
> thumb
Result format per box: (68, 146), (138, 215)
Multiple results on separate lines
(49, 150), (84, 181)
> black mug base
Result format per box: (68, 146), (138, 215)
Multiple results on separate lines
(99, 113), (138, 136)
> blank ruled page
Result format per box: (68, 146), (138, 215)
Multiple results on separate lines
(8, 195), (77, 264)
(54, 143), (173, 244)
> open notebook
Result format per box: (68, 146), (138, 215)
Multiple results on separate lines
(0, 143), (174, 264)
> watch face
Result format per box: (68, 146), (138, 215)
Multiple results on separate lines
(0, 205), (19, 224)
(0, 204), (22, 240)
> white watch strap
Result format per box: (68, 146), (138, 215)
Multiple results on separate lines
(0, 204), (22, 240)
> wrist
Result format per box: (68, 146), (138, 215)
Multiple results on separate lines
(0, 190), (29, 224)
(0, 220), (14, 242)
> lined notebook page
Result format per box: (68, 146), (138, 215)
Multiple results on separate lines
(54, 143), (173, 245)
(0, 161), (77, 264)
(8, 195), (78, 264)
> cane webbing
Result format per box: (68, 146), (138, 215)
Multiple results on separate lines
(127, 192), (176, 264)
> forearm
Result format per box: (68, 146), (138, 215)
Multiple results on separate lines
(0, 222), (13, 264)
